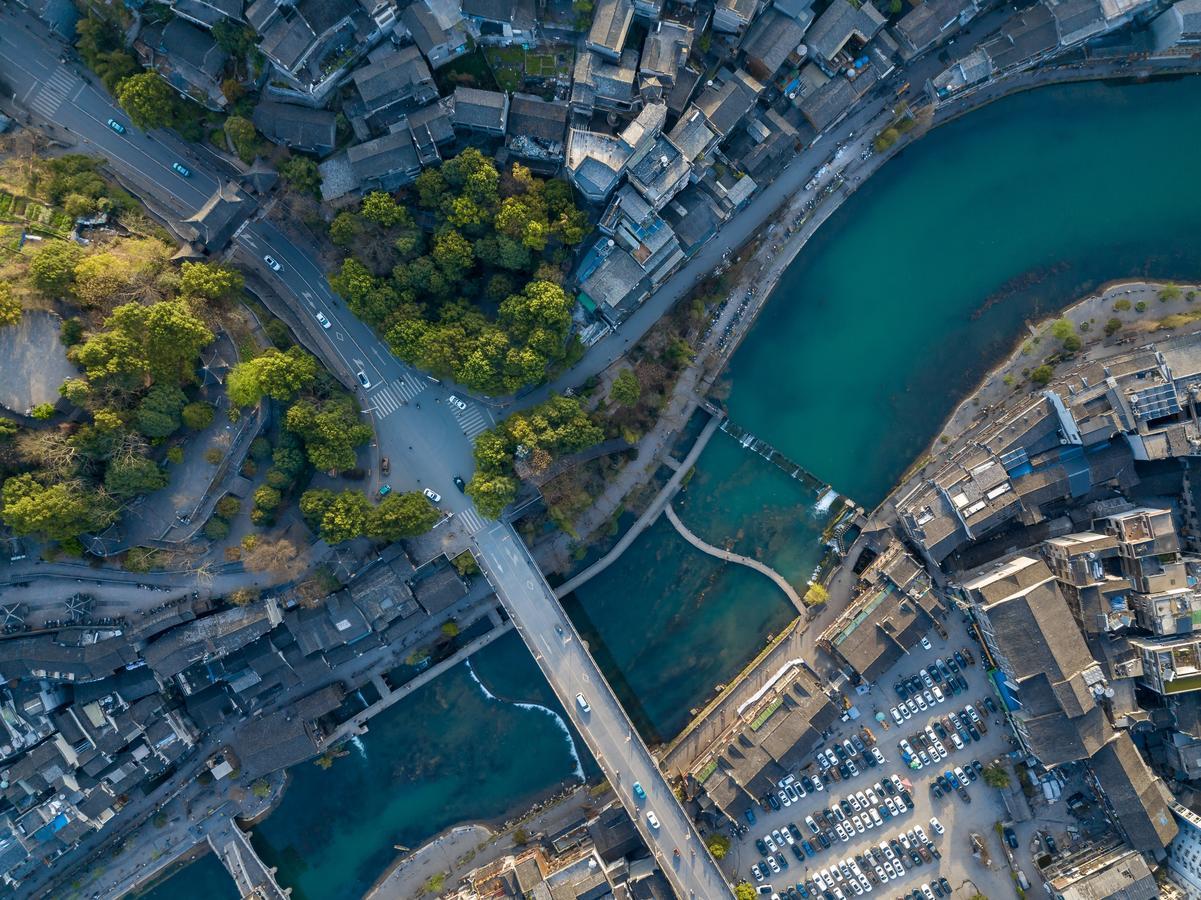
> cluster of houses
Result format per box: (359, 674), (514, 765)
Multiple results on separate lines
(0, 547), (472, 889)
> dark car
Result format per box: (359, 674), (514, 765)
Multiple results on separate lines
(931, 783), (943, 799)
(833, 744), (847, 761)
(756, 838), (770, 856)
(967, 725), (981, 741)
(817, 831), (831, 849)
(956, 674), (970, 692)
(767, 793), (782, 810)
(932, 721), (947, 739)
(380, 456), (390, 475)
(454, 475), (467, 492)
(777, 852), (789, 870)
(839, 799), (853, 815)
(789, 823), (803, 841)
(954, 651), (967, 668)
(983, 696), (999, 714)
(939, 878), (952, 894)
(792, 844), (805, 862)
(1003, 827), (1018, 849)
(972, 760), (984, 775)
(801, 775), (815, 793)
(896, 681), (910, 699)
(864, 752), (878, 768)
(838, 763), (851, 779)
(900, 789), (913, 807)
(801, 840), (816, 857)
(929, 666), (943, 684)
(957, 786), (972, 803)
(1045, 834), (1059, 855)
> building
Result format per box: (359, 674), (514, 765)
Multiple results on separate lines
(1168, 801), (1201, 897)
(1043, 843), (1160, 900)
(640, 20), (693, 99)
(804, 0), (886, 72)
(346, 43), (439, 137)
(249, 0), (374, 100)
(134, 18), (229, 110)
(154, 0), (244, 30)
(893, 0), (979, 58)
(586, 0), (634, 61)
(400, 0), (469, 68)
(460, 0), (537, 45)
(1152, 0), (1201, 51)
(598, 185), (685, 286)
(565, 101), (665, 204)
(450, 86), (510, 134)
(714, 0), (760, 34)
(181, 182), (257, 250)
(572, 48), (640, 114)
(1087, 734), (1178, 857)
(820, 539), (939, 682)
(692, 68), (763, 140)
(742, 8), (812, 79)
(505, 93), (569, 169)
(626, 136), (690, 210)
(253, 101), (338, 155)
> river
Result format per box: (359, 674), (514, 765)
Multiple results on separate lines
(168, 75), (1201, 897)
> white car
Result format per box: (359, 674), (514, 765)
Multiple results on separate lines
(932, 740), (947, 759)
(890, 774), (905, 792)
(950, 732), (965, 750)
(875, 865), (888, 883)
(864, 789), (878, 806)
(929, 816), (945, 835)
(357, 370), (372, 389)
(423, 488), (441, 503)
(264, 255), (282, 271)
(575, 693), (590, 713)
(765, 833), (778, 852)
(965, 704), (982, 724)
(917, 750), (930, 767)
(871, 747), (886, 764)
(954, 766), (969, 785)
(815, 872), (829, 891)
(923, 690), (936, 707)
(868, 808), (883, 828)
(906, 699), (919, 715)
(920, 670), (934, 688)
(924, 726), (938, 743)
(899, 703), (912, 720)
(782, 828), (796, 846)
(853, 816), (866, 834)
(316, 312), (331, 328)
(898, 740), (914, 757)
(899, 833), (911, 850)
(931, 685), (945, 703)
(885, 797), (900, 816)
(921, 885), (936, 900)
(751, 863), (764, 882)
(448, 394), (468, 410)
(772, 829), (786, 847)
(856, 791), (869, 809)
(813, 774), (825, 792)
(778, 789), (791, 807)
(914, 693), (928, 711)
(914, 825), (927, 843)
(766, 855), (780, 873)
(836, 823), (849, 842)
(858, 874), (872, 894)
(890, 707), (904, 725)
(846, 758), (859, 777)
(920, 635), (932, 650)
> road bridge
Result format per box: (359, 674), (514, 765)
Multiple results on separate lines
(207, 816), (291, 899)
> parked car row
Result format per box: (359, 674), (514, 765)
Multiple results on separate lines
(890, 654), (976, 725)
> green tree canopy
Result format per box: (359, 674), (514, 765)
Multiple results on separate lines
(71, 299), (213, 386)
(285, 397), (372, 472)
(466, 473), (517, 519)
(135, 384), (187, 438)
(181, 401), (215, 430)
(179, 262), (244, 303)
(228, 347), (319, 406)
(116, 73), (178, 130)
(318, 489), (372, 543)
(105, 455), (168, 500)
(29, 242), (83, 298)
(0, 284), (21, 328)
(1, 474), (117, 540)
(368, 491), (439, 540)
(609, 369), (641, 407)
(279, 156), (322, 196)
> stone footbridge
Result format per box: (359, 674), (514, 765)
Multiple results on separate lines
(664, 503), (805, 613)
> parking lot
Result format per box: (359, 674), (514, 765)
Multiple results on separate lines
(724, 618), (1024, 899)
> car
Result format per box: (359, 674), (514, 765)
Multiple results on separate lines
(839, 798), (853, 815)
(1003, 826), (1018, 849)
(745, 807), (757, 825)
(779, 790), (792, 808)
(983, 696), (999, 714)
(972, 760), (984, 775)
(752, 863), (765, 881)
(104, 117), (129, 134)
(814, 871), (829, 891)
(928, 665), (943, 684)
(871, 746), (885, 765)
(767, 855), (781, 874)
(448, 394), (468, 410)
(768, 793), (782, 811)
(921, 885), (936, 900)
(800, 775), (815, 793)
(450, 475), (466, 493)
(264, 255), (282, 271)
(850, 815), (864, 834)
(575, 692), (590, 713)
(914, 693), (928, 711)
(920, 669), (934, 688)
(632, 781), (646, 801)
(856, 791), (869, 808)
(946, 655), (960, 673)
(950, 732), (964, 750)
(379, 457), (390, 477)
(938, 878), (951, 895)
(906, 698), (919, 716)
(845, 758), (860, 777)
(377, 484), (392, 497)
(931, 686), (945, 703)
(967, 725), (981, 742)
(423, 487), (441, 503)
(782, 827), (796, 846)
(357, 370), (372, 389)
(900, 790), (914, 809)
(777, 852), (789, 871)
(792, 844), (805, 863)
(1045, 834), (1059, 855)
(954, 651), (968, 669)
(964, 766), (977, 783)
(851, 734), (866, 752)
(316, 311), (331, 329)
(890, 706), (904, 725)
(813, 774), (825, 792)
(868, 808), (883, 828)
(900, 703), (913, 720)
(789, 823), (803, 842)
(835, 823), (848, 842)
(923, 690), (936, 707)
(956, 674), (970, 692)
(920, 635), (932, 650)
(766, 833), (779, 852)
(964, 704), (981, 724)
(818, 832), (831, 849)
(956, 786), (971, 803)
(785, 785), (801, 804)
(930, 782), (943, 799)
(806, 816), (821, 834)
(773, 829), (786, 846)
(895, 681), (910, 700)
(172, 162), (191, 177)
(917, 750), (930, 767)
(929, 816), (944, 835)
(825, 749), (839, 768)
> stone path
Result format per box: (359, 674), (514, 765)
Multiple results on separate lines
(663, 503), (804, 613)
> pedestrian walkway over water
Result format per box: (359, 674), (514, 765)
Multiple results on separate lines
(719, 419), (833, 498)
(664, 503), (805, 613)
(208, 816), (291, 899)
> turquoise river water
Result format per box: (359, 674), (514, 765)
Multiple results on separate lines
(161, 75), (1201, 898)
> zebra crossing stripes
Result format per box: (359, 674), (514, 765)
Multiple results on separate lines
(457, 508), (486, 535)
(455, 406), (490, 440)
(367, 377), (427, 418)
(28, 68), (78, 121)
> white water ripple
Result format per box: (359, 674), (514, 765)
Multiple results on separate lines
(465, 660), (586, 782)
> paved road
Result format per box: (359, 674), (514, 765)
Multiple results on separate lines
(0, 11), (727, 898)
(473, 521), (730, 899)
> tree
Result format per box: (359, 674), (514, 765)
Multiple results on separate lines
(279, 156), (322, 197)
(368, 491), (439, 541)
(1062, 334), (1082, 353)
(982, 764), (1011, 789)
(243, 536), (305, 578)
(1, 474), (117, 540)
(0, 284), (21, 328)
(805, 583), (829, 606)
(610, 369), (641, 407)
(225, 115), (259, 162)
(253, 485), (282, 512)
(203, 516), (231, 540)
(300, 488), (337, 530)
(360, 191), (405, 226)
(734, 884), (757, 900)
(135, 384), (187, 438)
(329, 212), (363, 248)
(105, 455), (168, 500)
(466, 473), (517, 519)
(227, 347), (318, 406)
(73, 299), (213, 385)
(285, 398), (372, 472)
(182, 401), (215, 430)
(29, 242), (82, 298)
(319, 489), (371, 543)
(179, 262), (244, 303)
(1159, 283), (1182, 303)
(706, 834), (731, 859)
(1050, 318), (1075, 341)
(116, 73), (177, 130)
(432, 229), (475, 282)
(1030, 365), (1054, 386)
(212, 19), (257, 55)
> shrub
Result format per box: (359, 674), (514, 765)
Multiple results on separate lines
(181, 401), (215, 430)
(1062, 334), (1081, 353)
(203, 517), (231, 541)
(215, 496), (241, 518)
(204, 448), (223, 465)
(1135, 300), (1148, 313)
(250, 436), (273, 462)
(1030, 365), (1054, 385)
(167, 446), (184, 464)
(30, 403), (56, 420)
(1105, 318), (1122, 336)
(1113, 298), (1131, 312)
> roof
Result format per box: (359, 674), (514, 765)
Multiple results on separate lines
(981, 2), (1059, 69)
(587, 0), (634, 55)
(627, 136), (689, 207)
(507, 93), (568, 144)
(1047, 847), (1157, 900)
(451, 86), (509, 131)
(798, 66), (875, 130)
(402, 2), (449, 56)
(352, 43), (435, 109)
(1049, 0), (1107, 43)
(694, 69), (763, 137)
(895, 0), (974, 52)
(461, 0), (513, 21)
(143, 604), (275, 680)
(182, 181), (257, 250)
(805, 0), (885, 61)
(260, 15), (318, 72)
(742, 8), (811, 74)
(231, 684), (344, 773)
(412, 565), (467, 615)
(580, 247), (645, 309)
(1089, 734), (1178, 854)
(142, 18), (228, 78)
(666, 107), (718, 161)
(0, 633), (138, 684)
(662, 185), (722, 254)
(253, 101), (337, 154)
(640, 20), (693, 79)
(566, 129), (631, 199)
(347, 129), (422, 186)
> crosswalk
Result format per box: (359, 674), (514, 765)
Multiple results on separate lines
(456, 508), (486, 535)
(367, 377), (427, 418)
(454, 404), (491, 440)
(28, 68), (79, 121)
